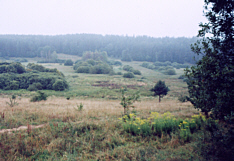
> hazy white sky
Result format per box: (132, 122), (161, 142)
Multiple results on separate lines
(0, 0), (206, 37)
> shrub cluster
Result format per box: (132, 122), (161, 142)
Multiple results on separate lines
(107, 60), (122, 66)
(82, 51), (108, 62)
(141, 61), (190, 73)
(0, 62), (68, 91)
(27, 63), (64, 76)
(64, 59), (74, 66)
(122, 65), (141, 77)
(0, 62), (26, 74)
(0, 72), (68, 91)
(73, 59), (114, 74)
(123, 72), (135, 78)
(30, 91), (48, 102)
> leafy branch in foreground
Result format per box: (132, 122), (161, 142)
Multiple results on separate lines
(185, 0), (234, 120)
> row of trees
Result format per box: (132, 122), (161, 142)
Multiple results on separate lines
(0, 34), (199, 64)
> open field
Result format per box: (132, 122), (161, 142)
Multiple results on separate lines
(0, 56), (207, 160)
(0, 97), (202, 160)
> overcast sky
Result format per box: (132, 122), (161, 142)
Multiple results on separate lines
(0, 0), (206, 37)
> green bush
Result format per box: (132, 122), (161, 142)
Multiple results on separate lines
(178, 95), (188, 102)
(133, 69), (142, 75)
(123, 72), (135, 78)
(74, 60), (113, 74)
(30, 91), (48, 102)
(178, 75), (186, 79)
(198, 119), (234, 161)
(0, 62), (26, 74)
(141, 62), (150, 68)
(154, 61), (165, 66)
(76, 66), (90, 73)
(163, 68), (176, 75)
(90, 63), (113, 74)
(113, 61), (122, 66)
(27, 82), (43, 91)
(53, 79), (68, 91)
(5, 80), (19, 90)
(123, 65), (134, 72)
(0, 72), (68, 91)
(64, 59), (74, 66)
(116, 72), (122, 75)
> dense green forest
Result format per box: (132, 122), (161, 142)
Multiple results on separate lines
(0, 34), (199, 64)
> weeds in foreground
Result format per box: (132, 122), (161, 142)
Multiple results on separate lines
(30, 91), (48, 102)
(6, 95), (18, 107)
(74, 103), (83, 111)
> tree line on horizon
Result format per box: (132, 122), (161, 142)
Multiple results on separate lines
(0, 34), (199, 64)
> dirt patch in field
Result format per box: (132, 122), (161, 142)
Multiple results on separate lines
(92, 81), (146, 89)
(0, 123), (47, 134)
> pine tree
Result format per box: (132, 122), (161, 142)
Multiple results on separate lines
(151, 80), (169, 102)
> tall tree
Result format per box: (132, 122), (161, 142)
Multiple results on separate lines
(185, 0), (234, 119)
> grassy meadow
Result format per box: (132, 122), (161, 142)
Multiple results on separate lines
(0, 55), (208, 160)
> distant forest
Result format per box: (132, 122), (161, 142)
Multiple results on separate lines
(0, 34), (199, 64)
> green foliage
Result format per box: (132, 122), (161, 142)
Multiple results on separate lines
(0, 62), (26, 74)
(185, 0), (234, 120)
(27, 82), (43, 91)
(64, 59), (74, 66)
(53, 79), (68, 91)
(141, 62), (150, 68)
(27, 63), (64, 77)
(123, 65), (134, 72)
(90, 63), (113, 74)
(6, 95), (18, 107)
(74, 59), (113, 74)
(133, 69), (142, 75)
(163, 68), (176, 75)
(82, 51), (108, 62)
(197, 119), (234, 161)
(119, 112), (206, 139)
(116, 71), (122, 75)
(178, 95), (188, 103)
(123, 72), (134, 78)
(151, 80), (170, 102)
(30, 91), (48, 102)
(0, 69), (68, 91)
(76, 66), (90, 73)
(120, 88), (140, 114)
(74, 103), (83, 111)
(14, 58), (28, 62)
(121, 49), (132, 62)
(0, 34), (198, 64)
(4, 80), (20, 90)
(37, 59), (65, 63)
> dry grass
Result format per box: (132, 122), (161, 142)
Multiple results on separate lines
(0, 96), (198, 128)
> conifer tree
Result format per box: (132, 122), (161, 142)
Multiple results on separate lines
(151, 80), (169, 102)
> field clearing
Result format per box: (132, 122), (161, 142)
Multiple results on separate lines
(0, 56), (205, 160)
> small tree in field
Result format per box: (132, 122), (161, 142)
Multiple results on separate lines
(151, 80), (169, 102)
(120, 88), (140, 114)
